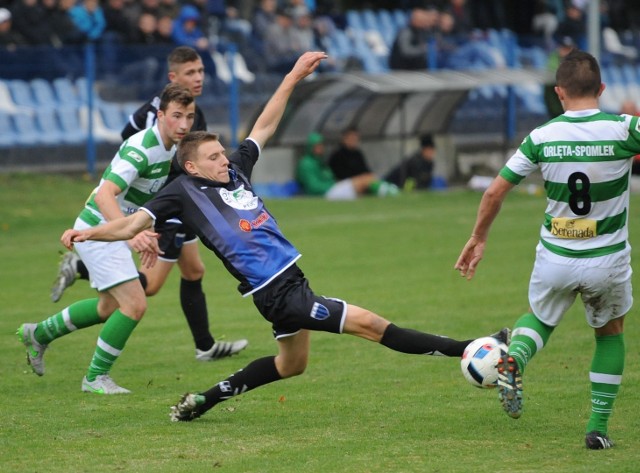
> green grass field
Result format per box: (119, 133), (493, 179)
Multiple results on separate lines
(1, 173), (640, 472)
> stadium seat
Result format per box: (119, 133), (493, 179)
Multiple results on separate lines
(392, 9), (408, 29)
(377, 10), (397, 47)
(361, 9), (379, 32)
(78, 105), (122, 143)
(8, 79), (37, 108)
(30, 78), (58, 107)
(100, 102), (126, 132)
(346, 10), (365, 32)
(57, 106), (86, 144)
(0, 110), (16, 147)
(52, 77), (83, 107)
(11, 112), (41, 146)
(34, 108), (65, 145)
(0, 80), (26, 114)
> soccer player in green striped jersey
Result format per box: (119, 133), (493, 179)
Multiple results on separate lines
(455, 50), (640, 450)
(17, 83), (195, 394)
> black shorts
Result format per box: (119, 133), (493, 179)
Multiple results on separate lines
(156, 219), (198, 262)
(252, 265), (347, 339)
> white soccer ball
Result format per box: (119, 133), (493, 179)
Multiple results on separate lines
(460, 336), (508, 388)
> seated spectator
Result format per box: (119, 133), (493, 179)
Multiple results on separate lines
(156, 15), (176, 44)
(48, 0), (86, 46)
(129, 12), (160, 45)
(296, 132), (379, 200)
(0, 8), (26, 49)
(172, 4), (209, 50)
(328, 126), (399, 197)
(103, 0), (136, 44)
(389, 6), (438, 71)
(263, 7), (311, 73)
(69, 0), (107, 42)
(10, 0), (53, 45)
(384, 134), (435, 191)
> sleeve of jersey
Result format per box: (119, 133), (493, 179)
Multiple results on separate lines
(626, 115), (640, 151)
(141, 183), (183, 225)
(229, 139), (260, 178)
(104, 146), (149, 191)
(499, 135), (538, 185)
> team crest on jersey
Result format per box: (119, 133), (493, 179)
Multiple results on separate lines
(126, 150), (143, 162)
(219, 184), (259, 210)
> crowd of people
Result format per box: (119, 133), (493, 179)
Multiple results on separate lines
(1, 1), (639, 74)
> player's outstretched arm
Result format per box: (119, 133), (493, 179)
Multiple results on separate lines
(249, 51), (327, 149)
(454, 176), (514, 280)
(61, 211), (155, 249)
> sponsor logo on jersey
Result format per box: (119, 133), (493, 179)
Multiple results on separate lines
(551, 217), (596, 238)
(543, 144), (614, 158)
(310, 302), (330, 320)
(127, 150), (144, 162)
(150, 168), (163, 174)
(238, 211), (270, 232)
(219, 185), (259, 210)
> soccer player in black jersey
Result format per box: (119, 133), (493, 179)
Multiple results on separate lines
(61, 51), (509, 420)
(52, 46), (248, 361)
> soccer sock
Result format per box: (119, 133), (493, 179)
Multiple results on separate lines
(86, 310), (138, 381)
(180, 278), (215, 351)
(35, 298), (103, 344)
(199, 356), (282, 413)
(77, 259), (89, 280)
(380, 323), (471, 356)
(587, 333), (624, 435)
(508, 312), (554, 372)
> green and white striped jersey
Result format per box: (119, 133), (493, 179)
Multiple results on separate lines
(500, 109), (640, 258)
(79, 124), (174, 227)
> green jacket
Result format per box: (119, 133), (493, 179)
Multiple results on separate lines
(296, 153), (336, 195)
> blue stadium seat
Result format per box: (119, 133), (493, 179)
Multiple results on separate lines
(346, 10), (364, 32)
(0, 111), (16, 147)
(392, 9), (408, 29)
(361, 9), (379, 31)
(57, 106), (85, 144)
(11, 112), (41, 146)
(100, 102), (126, 131)
(377, 9), (397, 47)
(34, 108), (65, 145)
(30, 78), (58, 107)
(8, 79), (37, 108)
(52, 77), (83, 107)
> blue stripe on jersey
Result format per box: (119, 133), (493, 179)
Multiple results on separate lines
(184, 182), (301, 296)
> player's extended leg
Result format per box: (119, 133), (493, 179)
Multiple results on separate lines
(343, 304), (477, 356)
(585, 316), (625, 450)
(177, 241), (248, 361)
(17, 297), (111, 376)
(497, 312), (554, 419)
(81, 280), (147, 395)
(170, 330), (309, 421)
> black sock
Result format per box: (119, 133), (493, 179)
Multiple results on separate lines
(137, 272), (147, 290)
(77, 259), (89, 280)
(180, 278), (215, 351)
(200, 356), (282, 412)
(380, 323), (472, 357)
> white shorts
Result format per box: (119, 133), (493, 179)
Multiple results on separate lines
(529, 243), (632, 328)
(325, 179), (357, 200)
(73, 218), (139, 291)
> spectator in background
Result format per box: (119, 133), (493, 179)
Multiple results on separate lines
(10, 0), (53, 45)
(445, 0), (473, 37)
(389, 7), (437, 71)
(172, 4), (209, 50)
(556, 2), (586, 48)
(129, 12), (160, 45)
(158, 0), (180, 19)
(156, 14), (176, 44)
(384, 134), (435, 191)
(103, 0), (136, 44)
(0, 7), (25, 49)
(263, 7), (302, 73)
(252, 0), (277, 44)
(69, 0), (107, 42)
(47, 0), (86, 46)
(543, 34), (576, 119)
(328, 126), (399, 197)
(297, 132), (380, 200)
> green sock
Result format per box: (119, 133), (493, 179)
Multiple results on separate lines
(35, 299), (102, 344)
(509, 312), (554, 372)
(86, 310), (138, 381)
(587, 333), (624, 435)
(368, 180), (382, 194)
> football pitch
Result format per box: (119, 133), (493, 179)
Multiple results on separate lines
(1, 173), (639, 472)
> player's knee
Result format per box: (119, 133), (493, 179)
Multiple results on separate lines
(180, 261), (205, 280)
(277, 358), (307, 378)
(144, 283), (162, 297)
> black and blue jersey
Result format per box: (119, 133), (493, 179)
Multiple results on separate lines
(141, 138), (301, 296)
